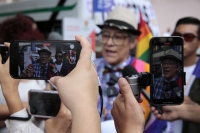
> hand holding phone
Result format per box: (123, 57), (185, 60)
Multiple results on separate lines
(150, 37), (184, 105)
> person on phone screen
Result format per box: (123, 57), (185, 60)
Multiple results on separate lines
(26, 46), (57, 78)
(53, 51), (68, 76)
(153, 49), (182, 99)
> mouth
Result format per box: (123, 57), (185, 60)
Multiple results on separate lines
(163, 70), (170, 75)
(105, 49), (116, 56)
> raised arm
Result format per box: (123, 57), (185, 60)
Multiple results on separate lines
(50, 35), (100, 133)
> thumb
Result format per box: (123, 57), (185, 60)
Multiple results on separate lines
(118, 78), (136, 103)
(50, 76), (61, 87)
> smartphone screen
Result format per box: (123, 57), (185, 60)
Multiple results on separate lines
(10, 40), (81, 80)
(150, 37), (184, 105)
(0, 44), (9, 64)
(28, 90), (61, 118)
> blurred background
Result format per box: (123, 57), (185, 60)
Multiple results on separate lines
(0, 0), (199, 58)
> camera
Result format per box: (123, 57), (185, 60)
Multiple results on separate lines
(125, 72), (151, 100)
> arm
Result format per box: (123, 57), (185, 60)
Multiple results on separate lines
(50, 35), (100, 133)
(1, 43), (42, 133)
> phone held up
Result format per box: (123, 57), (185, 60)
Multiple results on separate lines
(9, 40), (81, 80)
(150, 37), (184, 106)
(28, 89), (61, 118)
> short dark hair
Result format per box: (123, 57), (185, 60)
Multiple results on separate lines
(175, 17), (200, 39)
(55, 51), (63, 57)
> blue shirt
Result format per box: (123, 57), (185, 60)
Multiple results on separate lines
(153, 76), (179, 99)
(95, 56), (133, 121)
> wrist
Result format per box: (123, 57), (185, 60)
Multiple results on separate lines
(2, 87), (19, 96)
(118, 126), (144, 133)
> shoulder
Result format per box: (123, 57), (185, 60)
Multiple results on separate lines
(94, 57), (105, 66)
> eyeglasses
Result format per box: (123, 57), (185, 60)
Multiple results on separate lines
(171, 32), (198, 42)
(100, 31), (130, 45)
(162, 62), (176, 67)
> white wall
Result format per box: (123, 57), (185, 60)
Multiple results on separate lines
(151, 0), (200, 35)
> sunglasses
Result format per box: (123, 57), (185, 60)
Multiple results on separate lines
(171, 32), (198, 42)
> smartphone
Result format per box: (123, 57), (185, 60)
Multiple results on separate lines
(28, 89), (61, 118)
(9, 40), (81, 80)
(150, 37), (184, 105)
(0, 44), (9, 64)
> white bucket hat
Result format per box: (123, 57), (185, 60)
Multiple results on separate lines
(97, 6), (141, 35)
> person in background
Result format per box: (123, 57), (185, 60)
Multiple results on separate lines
(0, 14), (47, 133)
(95, 6), (170, 133)
(53, 51), (68, 76)
(152, 17), (200, 133)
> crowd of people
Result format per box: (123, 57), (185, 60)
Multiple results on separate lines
(0, 5), (199, 133)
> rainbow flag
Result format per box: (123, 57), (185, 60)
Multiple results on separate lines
(136, 13), (153, 62)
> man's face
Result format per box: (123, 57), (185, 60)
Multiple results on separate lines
(162, 58), (180, 80)
(101, 27), (137, 66)
(174, 24), (200, 59)
(55, 53), (63, 63)
(39, 52), (50, 64)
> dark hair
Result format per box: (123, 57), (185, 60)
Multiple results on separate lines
(55, 51), (63, 57)
(0, 14), (45, 43)
(175, 17), (200, 39)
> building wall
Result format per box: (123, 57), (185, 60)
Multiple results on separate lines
(151, 0), (200, 35)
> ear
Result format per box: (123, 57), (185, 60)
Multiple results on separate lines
(129, 36), (138, 50)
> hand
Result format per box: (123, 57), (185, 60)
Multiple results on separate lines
(0, 42), (22, 114)
(50, 35), (100, 133)
(26, 65), (34, 77)
(151, 96), (196, 121)
(151, 105), (180, 121)
(111, 78), (145, 133)
(45, 103), (72, 133)
(50, 35), (99, 112)
(0, 42), (20, 92)
(184, 96), (195, 104)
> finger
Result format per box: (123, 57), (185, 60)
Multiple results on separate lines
(118, 78), (136, 103)
(138, 97), (143, 103)
(75, 35), (92, 65)
(4, 42), (10, 48)
(50, 76), (61, 87)
(151, 106), (156, 111)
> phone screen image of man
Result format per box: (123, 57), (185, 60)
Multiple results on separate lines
(18, 42), (77, 79)
(152, 47), (183, 99)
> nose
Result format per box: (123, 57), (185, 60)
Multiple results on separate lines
(106, 37), (114, 46)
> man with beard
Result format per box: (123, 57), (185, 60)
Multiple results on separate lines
(153, 49), (182, 99)
(26, 46), (56, 78)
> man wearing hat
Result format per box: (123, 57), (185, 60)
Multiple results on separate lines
(26, 46), (57, 78)
(153, 49), (182, 99)
(95, 7), (150, 121)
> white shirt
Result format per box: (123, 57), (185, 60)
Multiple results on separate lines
(0, 80), (46, 133)
(5, 108), (43, 133)
(55, 63), (63, 72)
(172, 64), (196, 133)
